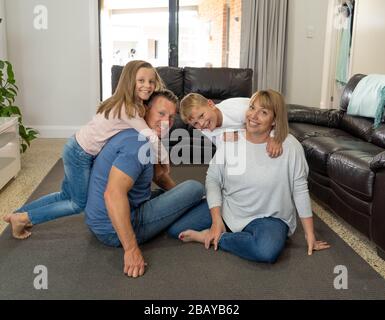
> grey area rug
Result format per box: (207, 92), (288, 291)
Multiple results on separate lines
(0, 159), (385, 300)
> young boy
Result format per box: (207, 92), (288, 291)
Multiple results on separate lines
(179, 93), (283, 157)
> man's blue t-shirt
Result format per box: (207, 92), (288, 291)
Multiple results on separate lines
(85, 129), (154, 235)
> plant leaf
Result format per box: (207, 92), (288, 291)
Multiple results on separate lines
(5, 61), (15, 82)
(1, 59), (37, 153)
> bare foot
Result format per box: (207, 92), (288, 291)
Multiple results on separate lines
(178, 229), (210, 244)
(3, 213), (32, 239)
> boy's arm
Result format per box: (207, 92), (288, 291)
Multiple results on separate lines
(266, 136), (283, 158)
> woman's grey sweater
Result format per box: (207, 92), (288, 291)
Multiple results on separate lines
(205, 133), (312, 236)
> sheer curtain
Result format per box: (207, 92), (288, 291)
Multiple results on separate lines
(240, 0), (288, 92)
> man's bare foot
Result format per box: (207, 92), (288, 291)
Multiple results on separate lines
(178, 229), (210, 244)
(3, 213), (32, 239)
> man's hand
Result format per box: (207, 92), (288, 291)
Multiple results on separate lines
(266, 137), (283, 158)
(204, 220), (226, 250)
(305, 232), (330, 256)
(124, 246), (147, 278)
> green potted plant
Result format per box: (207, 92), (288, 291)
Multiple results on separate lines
(0, 59), (38, 152)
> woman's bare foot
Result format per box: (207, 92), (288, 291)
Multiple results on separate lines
(178, 229), (210, 244)
(3, 213), (32, 239)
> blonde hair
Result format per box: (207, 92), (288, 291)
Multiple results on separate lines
(249, 90), (289, 143)
(97, 60), (165, 119)
(179, 93), (209, 123)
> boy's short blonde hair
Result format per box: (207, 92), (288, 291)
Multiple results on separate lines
(180, 93), (209, 123)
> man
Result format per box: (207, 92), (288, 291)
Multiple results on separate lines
(85, 90), (206, 278)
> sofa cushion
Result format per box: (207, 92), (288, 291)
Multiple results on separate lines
(339, 114), (374, 142)
(289, 123), (351, 142)
(287, 104), (342, 127)
(330, 180), (373, 215)
(327, 149), (381, 201)
(371, 123), (385, 149)
(156, 67), (184, 99)
(183, 67), (253, 101)
(302, 136), (362, 175)
(340, 74), (367, 112)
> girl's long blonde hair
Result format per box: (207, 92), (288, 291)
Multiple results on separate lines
(97, 60), (165, 119)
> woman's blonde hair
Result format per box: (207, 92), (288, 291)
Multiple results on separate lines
(179, 93), (209, 123)
(97, 60), (165, 119)
(249, 89), (289, 143)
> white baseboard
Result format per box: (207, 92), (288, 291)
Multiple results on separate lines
(28, 125), (81, 138)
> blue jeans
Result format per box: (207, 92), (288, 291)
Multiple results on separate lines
(16, 136), (94, 225)
(93, 180), (206, 247)
(168, 203), (289, 263)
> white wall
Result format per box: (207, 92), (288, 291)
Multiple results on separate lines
(283, 0), (329, 107)
(0, 0), (7, 60)
(350, 0), (385, 75)
(5, 0), (100, 137)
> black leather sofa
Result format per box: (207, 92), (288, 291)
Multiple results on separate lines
(111, 65), (253, 164)
(288, 74), (385, 259)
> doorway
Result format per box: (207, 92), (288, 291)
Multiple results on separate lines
(320, 0), (356, 109)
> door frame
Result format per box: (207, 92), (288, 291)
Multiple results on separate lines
(320, 0), (358, 109)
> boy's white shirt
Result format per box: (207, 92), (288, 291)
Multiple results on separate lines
(200, 97), (250, 146)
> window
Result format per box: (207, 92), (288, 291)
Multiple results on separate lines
(99, 0), (242, 99)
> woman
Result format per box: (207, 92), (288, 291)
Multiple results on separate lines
(168, 90), (330, 263)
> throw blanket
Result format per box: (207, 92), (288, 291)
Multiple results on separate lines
(347, 74), (385, 128)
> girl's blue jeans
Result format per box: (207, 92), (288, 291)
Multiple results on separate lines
(16, 135), (94, 225)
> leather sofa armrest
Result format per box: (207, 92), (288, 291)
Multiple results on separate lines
(370, 151), (385, 172)
(287, 104), (342, 128)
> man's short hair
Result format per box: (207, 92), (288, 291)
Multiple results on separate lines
(148, 89), (179, 111)
(179, 93), (209, 123)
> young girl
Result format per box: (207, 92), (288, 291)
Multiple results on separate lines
(4, 60), (169, 239)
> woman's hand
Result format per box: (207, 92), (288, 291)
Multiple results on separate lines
(266, 137), (283, 158)
(305, 232), (331, 255)
(204, 220), (226, 250)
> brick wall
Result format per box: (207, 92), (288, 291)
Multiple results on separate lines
(198, 0), (241, 67)
(228, 0), (241, 68)
(198, 0), (225, 67)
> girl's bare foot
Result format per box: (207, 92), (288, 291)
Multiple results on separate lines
(3, 213), (32, 239)
(178, 229), (210, 244)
